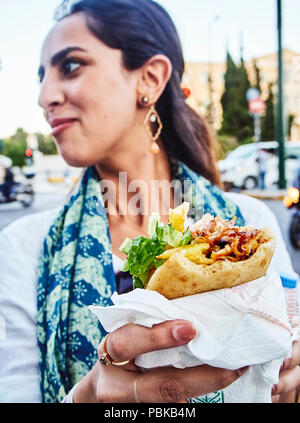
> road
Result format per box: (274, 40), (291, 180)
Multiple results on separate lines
(0, 191), (69, 231)
(0, 191), (299, 276)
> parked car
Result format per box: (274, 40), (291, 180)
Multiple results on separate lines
(218, 141), (300, 190)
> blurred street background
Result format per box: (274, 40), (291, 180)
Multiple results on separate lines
(1, 0), (300, 277)
(0, 153), (81, 228)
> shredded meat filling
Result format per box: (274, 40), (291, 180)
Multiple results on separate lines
(190, 215), (267, 262)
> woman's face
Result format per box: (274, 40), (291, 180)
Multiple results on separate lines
(38, 13), (139, 167)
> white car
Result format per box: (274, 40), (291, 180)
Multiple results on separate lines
(218, 141), (300, 190)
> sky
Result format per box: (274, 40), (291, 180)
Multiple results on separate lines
(0, 0), (300, 138)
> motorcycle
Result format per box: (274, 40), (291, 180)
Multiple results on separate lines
(283, 168), (300, 249)
(0, 179), (34, 208)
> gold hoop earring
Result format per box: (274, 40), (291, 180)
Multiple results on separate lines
(144, 104), (162, 155)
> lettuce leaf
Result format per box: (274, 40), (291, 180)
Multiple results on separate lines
(120, 235), (165, 289)
(156, 223), (191, 247)
(147, 212), (160, 237)
(119, 237), (132, 255)
(120, 218), (191, 289)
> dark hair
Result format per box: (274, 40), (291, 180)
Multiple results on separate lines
(58, 0), (222, 186)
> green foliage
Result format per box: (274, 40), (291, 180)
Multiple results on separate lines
(219, 52), (253, 142)
(215, 134), (239, 160)
(2, 128), (27, 167)
(1, 128), (58, 168)
(253, 59), (262, 93)
(35, 133), (58, 155)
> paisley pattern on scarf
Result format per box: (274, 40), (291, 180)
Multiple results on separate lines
(189, 390), (225, 403)
(36, 162), (245, 402)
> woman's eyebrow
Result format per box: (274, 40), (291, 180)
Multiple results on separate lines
(38, 46), (87, 79)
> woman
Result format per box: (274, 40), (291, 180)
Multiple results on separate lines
(0, 0), (299, 403)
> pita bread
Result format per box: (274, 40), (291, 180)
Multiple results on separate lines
(146, 228), (276, 299)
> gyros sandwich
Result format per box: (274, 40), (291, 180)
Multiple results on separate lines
(120, 202), (276, 299)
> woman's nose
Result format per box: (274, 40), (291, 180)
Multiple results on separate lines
(38, 73), (65, 111)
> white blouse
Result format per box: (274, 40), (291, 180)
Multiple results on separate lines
(0, 192), (298, 402)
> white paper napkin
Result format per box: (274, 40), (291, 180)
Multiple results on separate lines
(89, 267), (293, 403)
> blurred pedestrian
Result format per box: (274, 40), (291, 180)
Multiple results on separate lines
(257, 148), (270, 190)
(1, 166), (15, 201)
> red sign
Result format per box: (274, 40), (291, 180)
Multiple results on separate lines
(248, 98), (266, 115)
(25, 148), (33, 157)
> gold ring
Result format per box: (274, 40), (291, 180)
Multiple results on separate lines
(133, 375), (141, 403)
(99, 333), (131, 366)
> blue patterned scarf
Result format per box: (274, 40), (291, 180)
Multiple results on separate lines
(36, 162), (245, 402)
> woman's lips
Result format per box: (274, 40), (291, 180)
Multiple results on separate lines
(51, 119), (77, 136)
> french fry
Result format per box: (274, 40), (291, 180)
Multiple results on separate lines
(156, 243), (213, 265)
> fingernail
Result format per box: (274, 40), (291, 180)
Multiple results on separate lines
(172, 324), (195, 343)
(272, 384), (277, 394)
(237, 366), (249, 376)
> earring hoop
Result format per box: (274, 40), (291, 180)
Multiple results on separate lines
(144, 104), (162, 155)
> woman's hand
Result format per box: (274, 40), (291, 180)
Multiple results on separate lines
(73, 319), (248, 403)
(272, 340), (300, 403)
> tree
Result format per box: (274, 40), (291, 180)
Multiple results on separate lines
(219, 52), (253, 142)
(2, 128), (58, 168)
(35, 132), (58, 155)
(3, 128), (27, 167)
(238, 56), (253, 140)
(252, 59), (262, 93)
(261, 83), (275, 141)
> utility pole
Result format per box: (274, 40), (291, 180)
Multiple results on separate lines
(276, 0), (286, 189)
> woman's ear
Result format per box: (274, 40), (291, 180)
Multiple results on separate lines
(137, 54), (172, 104)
